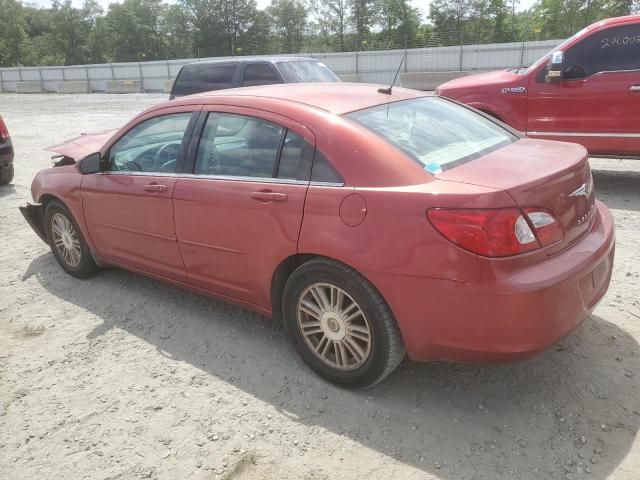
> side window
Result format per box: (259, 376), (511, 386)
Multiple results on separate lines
(276, 130), (314, 180)
(195, 113), (284, 178)
(564, 25), (640, 79)
(311, 151), (343, 184)
(107, 113), (192, 173)
(242, 63), (281, 87)
(173, 63), (237, 96)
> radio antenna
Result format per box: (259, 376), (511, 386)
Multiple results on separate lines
(378, 56), (405, 95)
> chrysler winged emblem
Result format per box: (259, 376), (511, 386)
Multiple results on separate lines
(569, 176), (593, 198)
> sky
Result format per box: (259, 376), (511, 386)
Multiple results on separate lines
(26, 0), (539, 15)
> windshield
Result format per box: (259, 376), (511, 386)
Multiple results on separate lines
(525, 26), (590, 73)
(346, 98), (515, 174)
(276, 61), (340, 83)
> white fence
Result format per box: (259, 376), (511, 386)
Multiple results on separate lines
(0, 39), (560, 93)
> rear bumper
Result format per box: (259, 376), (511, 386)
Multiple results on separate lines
(369, 200), (616, 363)
(19, 203), (48, 244)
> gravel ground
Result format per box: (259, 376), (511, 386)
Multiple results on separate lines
(1, 93), (639, 480)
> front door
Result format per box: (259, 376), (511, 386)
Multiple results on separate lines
(82, 111), (197, 282)
(527, 22), (640, 156)
(173, 108), (315, 309)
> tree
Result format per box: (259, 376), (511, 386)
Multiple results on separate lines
(0, 0), (32, 66)
(160, 4), (194, 59)
(105, 0), (165, 61)
(267, 0), (307, 53)
(351, 0), (373, 47)
(221, 0), (258, 55)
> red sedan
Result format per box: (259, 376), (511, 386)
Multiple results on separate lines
(20, 84), (615, 387)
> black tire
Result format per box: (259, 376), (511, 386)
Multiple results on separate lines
(0, 162), (13, 186)
(282, 257), (405, 388)
(44, 200), (99, 279)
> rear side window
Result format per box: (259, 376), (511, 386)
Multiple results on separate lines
(564, 24), (640, 78)
(172, 63), (237, 97)
(347, 97), (515, 174)
(276, 130), (314, 180)
(276, 61), (340, 83)
(311, 152), (343, 184)
(242, 63), (281, 87)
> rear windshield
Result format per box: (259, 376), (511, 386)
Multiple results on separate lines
(172, 63), (237, 97)
(346, 97), (515, 174)
(276, 61), (339, 83)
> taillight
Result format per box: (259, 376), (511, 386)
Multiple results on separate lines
(427, 208), (539, 257)
(523, 207), (563, 247)
(0, 116), (8, 142)
(427, 207), (563, 257)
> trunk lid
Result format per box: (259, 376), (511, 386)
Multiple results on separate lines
(45, 129), (117, 160)
(438, 138), (595, 254)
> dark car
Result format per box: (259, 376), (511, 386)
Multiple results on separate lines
(169, 56), (340, 99)
(0, 115), (14, 185)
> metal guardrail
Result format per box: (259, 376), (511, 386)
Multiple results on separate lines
(0, 39), (561, 93)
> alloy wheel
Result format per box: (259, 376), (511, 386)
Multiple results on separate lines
(296, 282), (372, 371)
(51, 213), (82, 268)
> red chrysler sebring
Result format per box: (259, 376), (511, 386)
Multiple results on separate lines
(20, 84), (615, 387)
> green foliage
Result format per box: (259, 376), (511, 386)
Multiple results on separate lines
(1, 0), (637, 67)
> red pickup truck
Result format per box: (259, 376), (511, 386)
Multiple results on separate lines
(436, 15), (640, 158)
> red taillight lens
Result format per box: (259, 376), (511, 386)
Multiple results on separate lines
(523, 207), (563, 247)
(0, 116), (9, 142)
(427, 208), (540, 257)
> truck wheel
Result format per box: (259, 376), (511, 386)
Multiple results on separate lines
(282, 257), (405, 388)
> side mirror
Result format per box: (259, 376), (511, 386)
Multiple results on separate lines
(545, 50), (564, 84)
(79, 152), (102, 174)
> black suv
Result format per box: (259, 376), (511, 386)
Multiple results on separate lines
(0, 115), (14, 186)
(169, 56), (340, 99)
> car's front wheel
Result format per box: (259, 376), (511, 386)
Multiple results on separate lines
(44, 201), (98, 278)
(282, 258), (405, 388)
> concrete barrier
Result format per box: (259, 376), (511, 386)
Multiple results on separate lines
(105, 79), (142, 94)
(163, 79), (174, 94)
(57, 81), (90, 93)
(400, 71), (470, 91)
(16, 82), (43, 93)
(338, 73), (362, 83)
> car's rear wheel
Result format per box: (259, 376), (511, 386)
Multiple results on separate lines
(282, 258), (405, 388)
(44, 201), (98, 278)
(0, 161), (13, 186)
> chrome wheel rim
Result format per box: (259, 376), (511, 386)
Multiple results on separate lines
(51, 213), (81, 268)
(296, 282), (372, 371)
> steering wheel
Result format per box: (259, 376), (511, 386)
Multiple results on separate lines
(156, 142), (181, 168)
(112, 156), (142, 172)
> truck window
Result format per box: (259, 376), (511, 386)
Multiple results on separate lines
(172, 63), (237, 97)
(242, 63), (281, 87)
(564, 24), (640, 79)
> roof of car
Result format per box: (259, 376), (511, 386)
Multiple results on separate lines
(184, 56), (318, 66)
(184, 83), (430, 115)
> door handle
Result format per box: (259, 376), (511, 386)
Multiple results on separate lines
(630, 85), (640, 93)
(250, 190), (288, 203)
(144, 183), (168, 192)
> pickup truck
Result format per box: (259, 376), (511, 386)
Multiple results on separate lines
(436, 15), (640, 158)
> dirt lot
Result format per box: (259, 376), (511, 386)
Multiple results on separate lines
(0, 94), (639, 480)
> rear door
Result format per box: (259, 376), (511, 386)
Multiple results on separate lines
(527, 22), (640, 156)
(173, 106), (315, 309)
(82, 108), (199, 281)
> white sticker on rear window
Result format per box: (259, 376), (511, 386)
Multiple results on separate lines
(425, 162), (443, 175)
